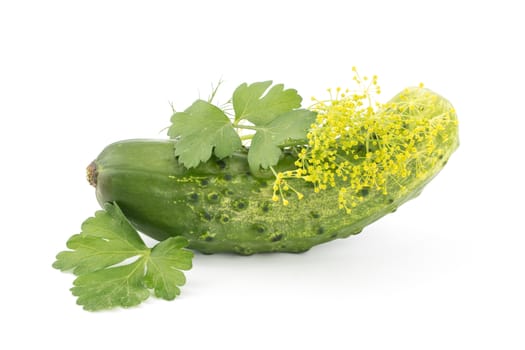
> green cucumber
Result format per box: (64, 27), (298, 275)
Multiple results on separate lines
(88, 88), (458, 255)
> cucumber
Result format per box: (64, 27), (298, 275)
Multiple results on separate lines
(88, 88), (458, 255)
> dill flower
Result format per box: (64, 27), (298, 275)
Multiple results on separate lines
(273, 72), (459, 213)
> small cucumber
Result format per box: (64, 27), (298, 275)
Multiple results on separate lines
(88, 88), (458, 255)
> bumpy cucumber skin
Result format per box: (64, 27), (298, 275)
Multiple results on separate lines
(93, 130), (457, 255)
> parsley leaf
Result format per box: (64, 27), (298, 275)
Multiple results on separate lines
(53, 202), (193, 311)
(53, 204), (146, 275)
(71, 258), (150, 311)
(145, 237), (192, 300)
(248, 109), (317, 172)
(232, 81), (303, 125)
(168, 100), (241, 168)
(167, 80), (314, 171)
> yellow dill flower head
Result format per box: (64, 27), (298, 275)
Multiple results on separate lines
(274, 72), (459, 213)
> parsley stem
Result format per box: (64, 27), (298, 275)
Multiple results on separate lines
(278, 139), (308, 148)
(235, 124), (259, 131)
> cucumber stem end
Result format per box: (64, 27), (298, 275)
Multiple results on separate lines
(87, 161), (98, 187)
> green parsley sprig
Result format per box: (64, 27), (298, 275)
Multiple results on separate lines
(168, 81), (317, 172)
(53, 203), (193, 311)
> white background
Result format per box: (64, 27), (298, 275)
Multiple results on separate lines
(1, 0), (524, 349)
